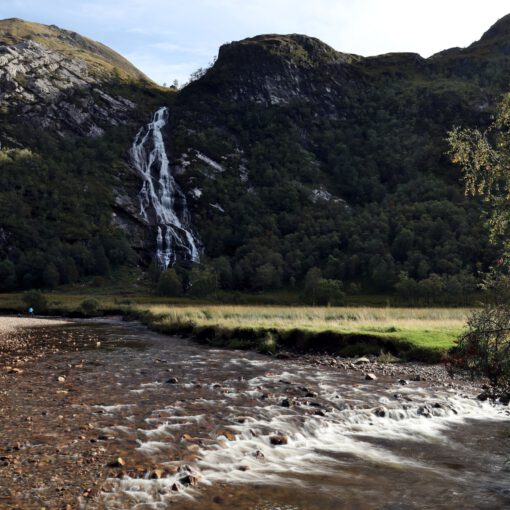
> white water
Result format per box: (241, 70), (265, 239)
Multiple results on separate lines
(101, 353), (510, 508)
(131, 107), (200, 267)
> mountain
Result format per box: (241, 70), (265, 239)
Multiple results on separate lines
(1, 17), (510, 294)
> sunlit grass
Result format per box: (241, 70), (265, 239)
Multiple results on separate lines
(138, 305), (469, 350)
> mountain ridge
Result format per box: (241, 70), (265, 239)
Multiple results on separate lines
(0, 16), (509, 294)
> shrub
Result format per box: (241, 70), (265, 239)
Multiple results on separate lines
(448, 272), (510, 399)
(302, 268), (345, 305)
(22, 290), (48, 313)
(80, 298), (100, 316)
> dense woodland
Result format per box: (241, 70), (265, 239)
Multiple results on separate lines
(2, 22), (510, 301)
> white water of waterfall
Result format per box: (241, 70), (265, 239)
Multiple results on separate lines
(131, 107), (200, 267)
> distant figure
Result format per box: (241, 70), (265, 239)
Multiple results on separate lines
(28, 307), (34, 316)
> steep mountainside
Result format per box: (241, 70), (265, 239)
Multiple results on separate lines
(168, 22), (510, 293)
(0, 19), (175, 290)
(1, 16), (510, 294)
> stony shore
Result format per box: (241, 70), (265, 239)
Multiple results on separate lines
(0, 316), (69, 357)
(0, 316), (68, 335)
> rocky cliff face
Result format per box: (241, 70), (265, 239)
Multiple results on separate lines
(0, 19), (180, 275)
(0, 39), (136, 136)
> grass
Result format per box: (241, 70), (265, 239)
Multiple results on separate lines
(133, 305), (469, 362)
(0, 283), (470, 363)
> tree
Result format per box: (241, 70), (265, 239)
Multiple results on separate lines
(448, 93), (510, 251)
(448, 272), (510, 400)
(303, 267), (322, 304)
(448, 94), (510, 397)
(252, 263), (280, 290)
(92, 245), (111, 276)
(0, 260), (16, 291)
(394, 272), (418, 302)
(188, 266), (217, 297)
(157, 268), (182, 296)
(314, 279), (345, 306)
(302, 267), (344, 305)
(210, 256), (233, 289)
(42, 263), (59, 289)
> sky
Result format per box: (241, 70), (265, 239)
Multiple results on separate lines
(1, 0), (510, 85)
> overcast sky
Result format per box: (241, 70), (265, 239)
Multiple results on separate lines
(2, 0), (510, 84)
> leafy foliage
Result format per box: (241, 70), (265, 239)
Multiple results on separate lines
(80, 298), (100, 316)
(22, 290), (47, 312)
(449, 273), (510, 398)
(157, 268), (183, 296)
(0, 125), (137, 290)
(173, 37), (500, 296)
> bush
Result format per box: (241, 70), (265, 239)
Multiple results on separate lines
(22, 290), (48, 313)
(448, 272), (510, 399)
(80, 298), (100, 316)
(314, 279), (345, 306)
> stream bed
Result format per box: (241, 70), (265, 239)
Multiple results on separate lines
(0, 319), (509, 509)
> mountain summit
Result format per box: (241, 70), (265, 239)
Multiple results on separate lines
(0, 18), (148, 80)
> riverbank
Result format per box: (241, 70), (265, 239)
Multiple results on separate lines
(131, 305), (468, 363)
(0, 316), (68, 334)
(0, 290), (470, 362)
(0, 316), (69, 357)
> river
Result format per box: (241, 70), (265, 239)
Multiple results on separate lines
(0, 319), (509, 509)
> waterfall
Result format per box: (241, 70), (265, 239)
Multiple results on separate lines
(131, 107), (200, 268)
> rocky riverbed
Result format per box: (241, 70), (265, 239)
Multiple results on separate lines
(0, 318), (509, 510)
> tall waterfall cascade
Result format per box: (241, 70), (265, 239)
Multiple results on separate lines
(131, 107), (200, 268)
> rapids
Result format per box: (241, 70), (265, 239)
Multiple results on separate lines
(1, 320), (509, 509)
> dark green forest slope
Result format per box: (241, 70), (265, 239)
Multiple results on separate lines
(2, 16), (510, 296)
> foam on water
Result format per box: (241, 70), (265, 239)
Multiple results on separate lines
(102, 362), (510, 507)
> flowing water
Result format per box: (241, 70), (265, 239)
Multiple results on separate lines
(130, 107), (200, 267)
(1, 320), (510, 510)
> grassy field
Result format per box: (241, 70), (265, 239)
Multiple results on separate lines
(134, 305), (469, 362)
(0, 288), (470, 362)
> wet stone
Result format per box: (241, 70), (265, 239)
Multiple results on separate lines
(269, 434), (289, 446)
